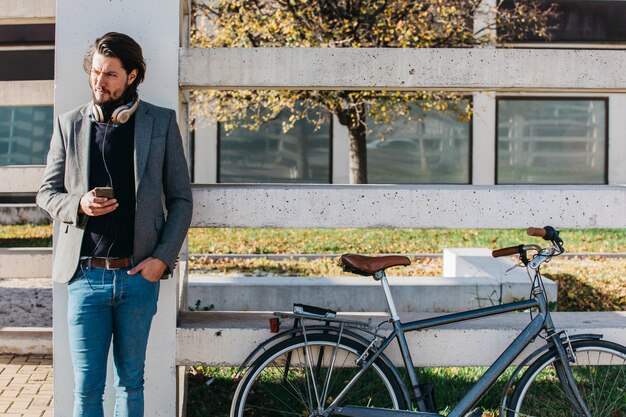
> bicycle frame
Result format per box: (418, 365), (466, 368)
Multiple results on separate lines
(327, 269), (586, 417)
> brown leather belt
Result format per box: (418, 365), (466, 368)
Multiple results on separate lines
(81, 257), (133, 270)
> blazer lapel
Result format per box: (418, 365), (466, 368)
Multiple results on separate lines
(74, 106), (92, 193)
(134, 102), (153, 193)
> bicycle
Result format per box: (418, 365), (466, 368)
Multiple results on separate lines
(230, 226), (626, 417)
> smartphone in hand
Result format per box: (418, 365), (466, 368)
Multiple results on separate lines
(93, 187), (115, 199)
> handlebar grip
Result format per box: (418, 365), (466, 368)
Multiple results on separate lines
(527, 227), (547, 238)
(492, 245), (522, 258)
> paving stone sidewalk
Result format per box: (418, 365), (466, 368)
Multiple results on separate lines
(0, 354), (53, 417)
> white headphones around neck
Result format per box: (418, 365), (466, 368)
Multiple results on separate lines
(92, 98), (140, 125)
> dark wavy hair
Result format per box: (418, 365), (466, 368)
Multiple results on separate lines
(83, 32), (146, 100)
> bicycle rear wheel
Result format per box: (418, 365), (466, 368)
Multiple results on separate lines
(231, 333), (407, 417)
(507, 339), (626, 417)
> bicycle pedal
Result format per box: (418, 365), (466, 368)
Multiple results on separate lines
(464, 408), (483, 417)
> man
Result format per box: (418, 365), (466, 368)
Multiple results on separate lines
(37, 32), (192, 417)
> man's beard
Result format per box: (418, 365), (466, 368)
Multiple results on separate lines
(93, 88), (131, 114)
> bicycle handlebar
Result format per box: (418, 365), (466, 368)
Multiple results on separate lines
(529, 225), (562, 242)
(527, 227), (547, 238)
(492, 226), (563, 259)
(492, 245), (522, 258)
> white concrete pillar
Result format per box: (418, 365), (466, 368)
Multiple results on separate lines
(54, 1), (180, 416)
(608, 94), (626, 185)
(473, 0), (497, 46)
(193, 123), (218, 183)
(472, 92), (497, 185)
(332, 115), (350, 184)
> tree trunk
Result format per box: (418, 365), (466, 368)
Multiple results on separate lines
(337, 106), (368, 184)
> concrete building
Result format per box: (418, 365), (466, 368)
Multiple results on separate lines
(0, 1), (54, 204)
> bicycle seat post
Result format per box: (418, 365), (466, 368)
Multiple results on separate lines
(375, 270), (400, 322)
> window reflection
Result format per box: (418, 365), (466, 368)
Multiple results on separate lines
(497, 99), (606, 184)
(367, 104), (470, 184)
(218, 109), (331, 183)
(500, 1), (626, 43)
(0, 106), (53, 165)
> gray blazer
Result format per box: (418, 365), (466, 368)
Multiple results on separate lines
(37, 101), (193, 283)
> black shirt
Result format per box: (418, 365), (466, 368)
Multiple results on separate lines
(80, 117), (136, 257)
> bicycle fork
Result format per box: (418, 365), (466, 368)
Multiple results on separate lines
(547, 327), (592, 417)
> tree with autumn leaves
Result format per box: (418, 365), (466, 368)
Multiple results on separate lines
(190, 0), (558, 183)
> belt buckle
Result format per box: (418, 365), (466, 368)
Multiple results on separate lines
(105, 258), (120, 270)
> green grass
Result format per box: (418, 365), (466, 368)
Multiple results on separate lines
(185, 365), (514, 417)
(190, 255), (441, 276)
(187, 367), (238, 417)
(544, 256), (626, 311)
(187, 228), (626, 254)
(188, 357), (626, 416)
(2, 225), (624, 253)
(0, 224), (53, 247)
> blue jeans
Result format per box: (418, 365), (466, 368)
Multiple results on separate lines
(67, 264), (159, 417)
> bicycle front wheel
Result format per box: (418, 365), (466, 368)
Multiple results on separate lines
(231, 333), (407, 417)
(507, 339), (626, 417)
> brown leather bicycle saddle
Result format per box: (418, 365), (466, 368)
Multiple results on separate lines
(340, 254), (411, 276)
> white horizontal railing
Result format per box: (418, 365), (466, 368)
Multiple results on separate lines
(190, 184), (626, 229)
(179, 48), (626, 92)
(176, 311), (626, 367)
(0, 81), (54, 106)
(0, 166), (44, 194)
(0, 0), (55, 24)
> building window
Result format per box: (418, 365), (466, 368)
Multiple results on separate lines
(497, 98), (607, 184)
(0, 106), (53, 166)
(0, 24), (55, 81)
(0, 24), (55, 45)
(218, 109), (331, 183)
(500, 1), (626, 43)
(0, 50), (55, 81)
(367, 104), (471, 184)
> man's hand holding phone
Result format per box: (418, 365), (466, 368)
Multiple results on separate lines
(79, 187), (118, 216)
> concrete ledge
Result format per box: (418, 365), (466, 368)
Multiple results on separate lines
(0, 166), (45, 194)
(0, 204), (50, 225)
(190, 184), (626, 228)
(443, 248), (558, 305)
(176, 311), (626, 367)
(188, 248), (555, 312)
(0, 0), (55, 24)
(0, 327), (52, 354)
(0, 248), (52, 278)
(188, 274), (554, 313)
(180, 48), (626, 92)
(0, 81), (54, 106)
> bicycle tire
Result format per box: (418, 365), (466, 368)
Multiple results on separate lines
(231, 333), (408, 417)
(507, 339), (626, 417)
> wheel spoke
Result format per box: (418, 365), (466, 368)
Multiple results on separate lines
(302, 334), (322, 410)
(320, 332), (343, 406)
(508, 341), (626, 417)
(232, 333), (405, 416)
